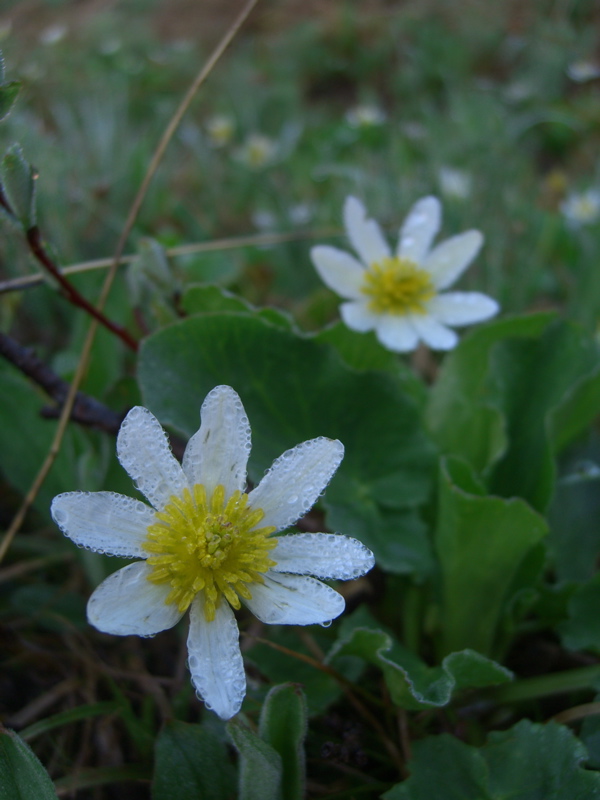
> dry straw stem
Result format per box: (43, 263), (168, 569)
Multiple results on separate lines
(0, 228), (341, 294)
(0, 0), (260, 564)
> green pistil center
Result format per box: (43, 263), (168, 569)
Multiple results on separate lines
(143, 484), (277, 622)
(361, 256), (435, 314)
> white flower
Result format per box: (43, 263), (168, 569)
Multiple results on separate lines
(39, 23), (67, 46)
(205, 115), (235, 148)
(438, 167), (472, 201)
(345, 105), (387, 128)
(560, 189), (600, 227)
(234, 134), (278, 168)
(51, 386), (374, 720)
(566, 60), (600, 83)
(311, 196), (499, 353)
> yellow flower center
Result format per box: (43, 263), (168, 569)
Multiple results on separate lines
(361, 257), (435, 314)
(143, 484), (277, 622)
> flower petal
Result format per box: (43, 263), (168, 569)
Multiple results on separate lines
(248, 437), (344, 532)
(428, 292), (499, 326)
(375, 315), (420, 352)
(343, 196), (390, 265)
(270, 533), (375, 580)
(423, 230), (483, 290)
(411, 314), (458, 350)
(397, 196), (441, 264)
(117, 406), (187, 510)
(244, 572), (345, 625)
(182, 385), (251, 498)
(187, 594), (246, 720)
(87, 561), (184, 636)
(340, 300), (379, 332)
(311, 245), (365, 299)
(51, 491), (154, 558)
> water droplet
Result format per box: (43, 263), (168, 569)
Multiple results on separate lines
(287, 495), (298, 504)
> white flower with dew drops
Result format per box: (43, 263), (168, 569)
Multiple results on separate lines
(311, 196), (499, 353)
(51, 386), (374, 720)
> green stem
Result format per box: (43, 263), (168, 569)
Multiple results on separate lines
(491, 664), (600, 704)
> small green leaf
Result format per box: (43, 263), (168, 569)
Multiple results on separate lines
(0, 726), (56, 800)
(328, 627), (511, 711)
(227, 720), (282, 800)
(0, 144), (36, 228)
(19, 702), (120, 743)
(259, 684), (307, 800)
(435, 456), (548, 657)
(152, 720), (236, 800)
(384, 720), (600, 799)
(0, 82), (20, 122)
(182, 284), (253, 315)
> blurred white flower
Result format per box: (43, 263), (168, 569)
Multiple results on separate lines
(567, 60), (600, 83)
(39, 23), (67, 46)
(401, 121), (428, 141)
(51, 386), (374, 720)
(561, 189), (600, 227)
(205, 115), (235, 148)
(235, 133), (278, 168)
(252, 209), (277, 231)
(345, 105), (386, 128)
(311, 196), (499, 352)
(438, 167), (472, 200)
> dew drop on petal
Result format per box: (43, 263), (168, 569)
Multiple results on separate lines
(287, 494), (299, 504)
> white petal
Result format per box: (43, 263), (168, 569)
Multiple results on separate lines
(244, 572), (345, 625)
(340, 300), (379, 332)
(343, 196), (390, 265)
(375, 315), (420, 352)
(187, 594), (246, 720)
(182, 385), (251, 498)
(428, 292), (499, 326)
(397, 196), (442, 264)
(310, 245), (365, 299)
(423, 230), (483, 290)
(87, 561), (184, 636)
(411, 314), (458, 350)
(51, 491), (154, 558)
(117, 406), (187, 510)
(248, 437), (344, 532)
(270, 533), (375, 580)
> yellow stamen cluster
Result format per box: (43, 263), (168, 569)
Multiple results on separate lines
(361, 256), (435, 314)
(143, 484), (277, 622)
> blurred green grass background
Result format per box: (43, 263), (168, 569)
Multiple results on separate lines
(2, 0), (600, 340)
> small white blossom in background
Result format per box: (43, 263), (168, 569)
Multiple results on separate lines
(438, 167), (472, 201)
(566, 60), (600, 83)
(311, 196), (499, 352)
(205, 114), (236, 148)
(345, 104), (387, 129)
(51, 386), (374, 720)
(39, 23), (68, 46)
(561, 189), (600, 227)
(234, 133), (278, 168)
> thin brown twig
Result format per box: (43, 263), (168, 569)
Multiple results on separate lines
(0, 0), (260, 565)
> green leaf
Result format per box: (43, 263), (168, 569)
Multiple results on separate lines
(19, 703), (120, 743)
(558, 573), (600, 653)
(435, 457), (548, 657)
(138, 312), (435, 574)
(327, 626), (511, 711)
(258, 684), (307, 800)
(0, 82), (20, 122)
(427, 313), (552, 475)
(384, 720), (600, 799)
(0, 144), (36, 228)
(181, 284), (253, 316)
(227, 720), (282, 800)
(152, 720), (236, 800)
(0, 727), (56, 800)
(487, 319), (600, 510)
